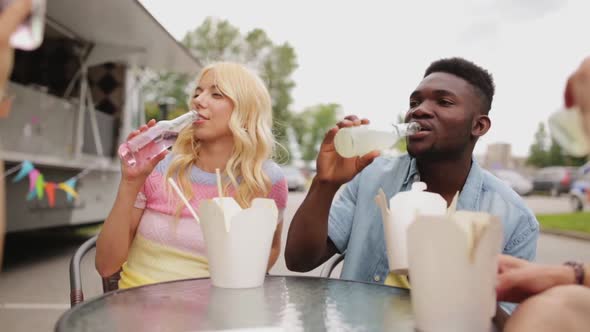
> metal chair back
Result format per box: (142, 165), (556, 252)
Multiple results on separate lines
(69, 235), (120, 307)
(319, 253), (345, 278)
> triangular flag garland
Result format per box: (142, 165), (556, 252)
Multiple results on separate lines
(35, 174), (45, 199)
(59, 179), (78, 202)
(4, 160), (92, 207)
(28, 169), (39, 193)
(45, 182), (57, 208)
(13, 160), (34, 183)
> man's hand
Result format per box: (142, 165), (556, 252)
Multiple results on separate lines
(496, 254), (576, 303)
(0, 0), (32, 93)
(315, 115), (380, 186)
(565, 57), (590, 135)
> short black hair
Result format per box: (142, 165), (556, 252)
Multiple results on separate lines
(424, 57), (495, 114)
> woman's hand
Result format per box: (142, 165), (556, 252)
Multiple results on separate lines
(120, 119), (168, 187)
(0, 0), (32, 118)
(496, 254), (576, 303)
(565, 57), (590, 135)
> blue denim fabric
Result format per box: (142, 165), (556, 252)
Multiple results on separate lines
(328, 154), (539, 284)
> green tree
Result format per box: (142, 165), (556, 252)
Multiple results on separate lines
(564, 155), (588, 167)
(547, 138), (565, 166)
(257, 42), (298, 162)
(549, 138), (587, 166)
(142, 70), (192, 119)
(528, 124), (588, 167)
(144, 102), (161, 121)
(183, 18), (242, 62)
(291, 104), (342, 162)
(526, 122), (549, 167)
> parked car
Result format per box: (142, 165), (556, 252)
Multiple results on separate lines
(532, 167), (580, 197)
(491, 169), (533, 196)
(282, 166), (306, 192)
(569, 163), (590, 211)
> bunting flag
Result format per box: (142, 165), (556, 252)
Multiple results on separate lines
(28, 169), (40, 193)
(35, 174), (45, 199)
(5, 160), (90, 207)
(13, 160), (34, 183)
(59, 179), (78, 202)
(45, 182), (57, 207)
(26, 188), (36, 201)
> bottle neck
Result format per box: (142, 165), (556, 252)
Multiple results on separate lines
(166, 110), (199, 130)
(393, 122), (420, 137)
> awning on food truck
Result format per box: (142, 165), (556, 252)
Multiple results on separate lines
(47, 0), (201, 74)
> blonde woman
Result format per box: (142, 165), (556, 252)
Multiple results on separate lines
(96, 62), (288, 288)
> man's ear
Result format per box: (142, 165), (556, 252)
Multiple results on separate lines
(472, 114), (491, 138)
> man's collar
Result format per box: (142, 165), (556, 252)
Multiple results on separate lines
(404, 156), (484, 210)
(403, 156), (419, 186)
(457, 159), (483, 211)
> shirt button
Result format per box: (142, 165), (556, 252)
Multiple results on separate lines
(374, 275), (381, 282)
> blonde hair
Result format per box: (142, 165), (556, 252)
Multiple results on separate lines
(166, 62), (275, 209)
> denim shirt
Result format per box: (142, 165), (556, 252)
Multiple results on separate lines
(328, 154), (539, 284)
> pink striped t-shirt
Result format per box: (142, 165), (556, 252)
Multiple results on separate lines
(133, 154), (288, 259)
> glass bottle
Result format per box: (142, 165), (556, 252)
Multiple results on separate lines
(334, 122), (421, 158)
(118, 110), (199, 167)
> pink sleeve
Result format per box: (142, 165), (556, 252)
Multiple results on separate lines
(268, 177), (288, 222)
(133, 171), (159, 209)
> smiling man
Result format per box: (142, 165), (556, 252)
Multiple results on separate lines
(285, 57), (539, 286)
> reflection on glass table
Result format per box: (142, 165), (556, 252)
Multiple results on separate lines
(56, 276), (505, 331)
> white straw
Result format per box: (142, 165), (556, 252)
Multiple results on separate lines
(167, 177), (200, 224)
(215, 168), (223, 197)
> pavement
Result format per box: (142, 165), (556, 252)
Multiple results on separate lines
(524, 195), (573, 215)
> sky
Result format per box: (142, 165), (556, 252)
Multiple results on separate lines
(140, 0), (590, 157)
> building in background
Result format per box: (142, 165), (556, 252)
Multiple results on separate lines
(478, 143), (534, 195)
(479, 142), (535, 176)
(483, 143), (514, 170)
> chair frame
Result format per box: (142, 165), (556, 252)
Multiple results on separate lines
(319, 253), (345, 278)
(69, 235), (120, 307)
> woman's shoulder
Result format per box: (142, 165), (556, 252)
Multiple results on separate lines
(262, 160), (286, 184)
(263, 160), (288, 208)
(150, 153), (210, 186)
(155, 155), (285, 185)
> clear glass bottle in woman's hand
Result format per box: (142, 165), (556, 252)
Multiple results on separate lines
(333, 122), (421, 158)
(118, 110), (200, 167)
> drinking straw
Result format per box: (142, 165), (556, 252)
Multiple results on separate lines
(167, 177), (200, 224)
(215, 168), (223, 197)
